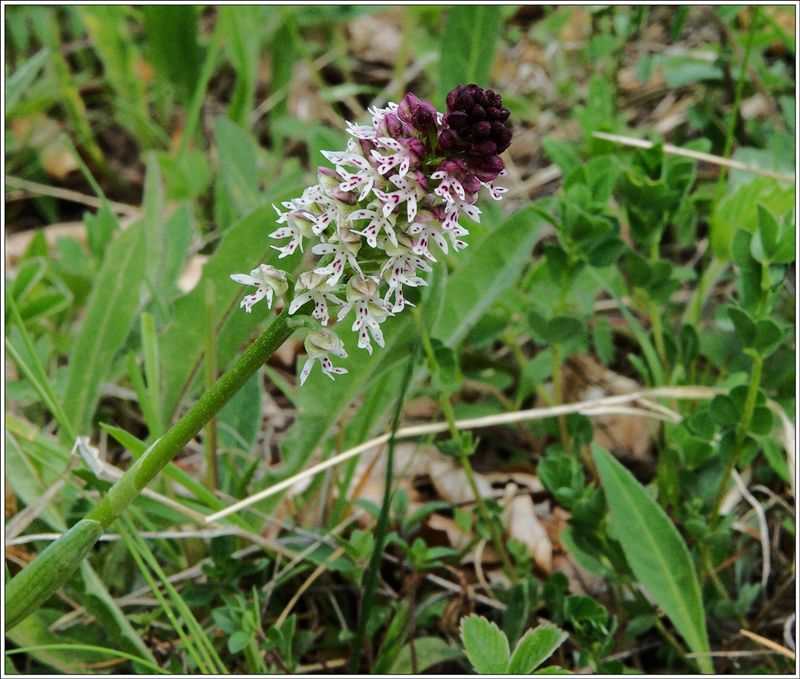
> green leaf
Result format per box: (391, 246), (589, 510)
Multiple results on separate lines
(218, 6), (264, 127)
(750, 204), (780, 263)
(63, 224), (145, 434)
(227, 630), (251, 654)
(389, 637), (461, 674)
(460, 615), (510, 675)
(752, 319), (784, 357)
(439, 6), (502, 102)
(592, 446), (712, 673)
(727, 306), (755, 346)
(214, 116), (261, 217)
(547, 316), (583, 343)
(710, 177), (795, 261)
(541, 136), (581, 175)
(507, 624), (568, 674)
(83, 202), (119, 260)
(709, 394), (740, 428)
(142, 6), (200, 105)
(6, 519), (105, 631)
(6, 47), (49, 114)
(218, 371), (262, 450)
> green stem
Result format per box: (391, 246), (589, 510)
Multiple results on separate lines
(5, 309), (295, 631)
(415, 312), (515, 578)
(551, 341), (570, 451)
(715, 8), (759, 199)
(711, 350), (763, 522)
(204, 281), (219, 492)
(682, 256), (728, 328)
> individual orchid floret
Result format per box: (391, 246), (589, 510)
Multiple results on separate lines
(299, 328), (349, 385)
(348, 202), (399, 248)
(336, 275), (390, 355)
(311, 239), (363, 286)
(230, 264), (288, 313)
(288, 271), (344, 326)
(269, 208), (315, 258)
(380, 242), (432, 313)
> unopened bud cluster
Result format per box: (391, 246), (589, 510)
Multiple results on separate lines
(232, 85), (512, 384)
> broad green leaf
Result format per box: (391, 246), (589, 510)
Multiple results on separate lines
(6, 519), (104, 631)
(592, 445), (712, 673)
(218, 6), (265, 127)
(142, 5), (200, 105)
(214, 116), (261, 217)
(63, 224), (145, 434)
(439, 6), (502, 102)
(83, 202), (119, 260)
(507, 624), (568, 674)
(433, 205), (545, 344)
(710, 177), (795, 260)
(218, 371), (262, 450)
(160, 205), (194, 298)
(460, 614), (510, 674)
(389, 636), (461, 674)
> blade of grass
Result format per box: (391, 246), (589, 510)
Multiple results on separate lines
(5, 644), (167, 675)
(348, 351), (418, 672)
(5, 291), (76, 442)
(117, 519), (213, 673)
(119, 516), (227, 674)
(140, 312), (164, 434)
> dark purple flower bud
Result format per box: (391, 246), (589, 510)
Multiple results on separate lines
(398, 92), (438, 134)
(379, 112), (405, 139)
(445, 110), (468, 130)
(436, 129), (459, 154)
(472, 121), (492, 138)
(468, 155), (505, 182)
(470, 104), (485, 121)
(414, 169), (429, 191)
(471, 140), (497, 156)
(439, 158), (469, 176)
(462, 174), (482, 195)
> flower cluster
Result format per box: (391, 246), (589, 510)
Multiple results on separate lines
(232, 84), (512, 385)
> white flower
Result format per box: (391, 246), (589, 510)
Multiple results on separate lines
(380, 245), (431, 313)
(336, 276), (390, 355)
(269, 208), (314, 258)
(370, 137), (411, 177)
(289, 271), (344, 326)
(407, 212), (450, 261)
(374, 173), (423, 223)
(230, 264), (289, 313)
(311, 241), (363, 286)
(348, 203), (399, 248)
(299, 328), (348, 385)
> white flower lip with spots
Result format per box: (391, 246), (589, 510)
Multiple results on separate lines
(231, 85), (512, 384)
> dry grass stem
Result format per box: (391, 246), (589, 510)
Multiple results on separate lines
(592, 131), (796, 184)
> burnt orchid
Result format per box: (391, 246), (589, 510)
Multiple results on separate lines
(232, 84), (512, 384)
